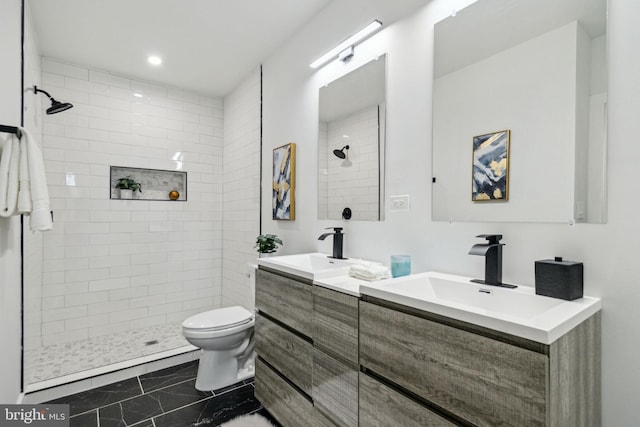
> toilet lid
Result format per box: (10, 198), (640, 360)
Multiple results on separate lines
(182, 306), (253, 331)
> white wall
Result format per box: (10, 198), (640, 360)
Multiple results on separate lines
(25, 58), (224, 348)
(222, 69), (261, 310)
(0, 0), (23, 405)
(261, 0), (640, 425)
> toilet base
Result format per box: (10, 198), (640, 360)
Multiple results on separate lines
(194, 349), (255, 391)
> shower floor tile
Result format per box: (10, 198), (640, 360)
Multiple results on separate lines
(24, 321), (190, 385)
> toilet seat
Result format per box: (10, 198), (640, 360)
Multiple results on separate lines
(182, 306), (253, 333)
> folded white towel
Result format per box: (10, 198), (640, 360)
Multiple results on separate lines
(349, 262), (391, 281)
(19, 128), (53, 231)
(0, 134), (20, 217)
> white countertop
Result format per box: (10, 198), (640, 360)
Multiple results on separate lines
(359, 271), (601, 344)
(313, 275), (370, 297)
(256, 254), (601, 344)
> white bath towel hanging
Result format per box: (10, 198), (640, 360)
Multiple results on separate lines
(0, 133), (20, 217)
(18, 128), (53, 231)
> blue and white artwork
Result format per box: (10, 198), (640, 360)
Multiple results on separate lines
(472, 130), (509, 201)
(273, 143), (296, 220)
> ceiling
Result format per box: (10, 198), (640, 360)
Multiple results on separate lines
(27, 0), (331, 97)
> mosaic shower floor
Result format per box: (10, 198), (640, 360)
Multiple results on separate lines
(24, 322), (194, 387)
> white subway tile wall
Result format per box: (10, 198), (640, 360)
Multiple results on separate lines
(29, 57), (224, 349)
(326, 106), (380, 220)
(221, 69), (261, 310)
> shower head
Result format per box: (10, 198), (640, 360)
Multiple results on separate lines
(34, 86), (74, 115)
(47, 99), (74, 115)
(333, 145), (350, 159)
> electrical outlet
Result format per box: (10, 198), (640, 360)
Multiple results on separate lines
(390, 195), (410, 211)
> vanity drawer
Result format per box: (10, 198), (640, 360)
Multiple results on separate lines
(255, 313), (313, 395)
(255, 359), (333, 427)
(256, 268), (313, 338)
(313, 285), (358, 365)
(359, 301), (548, 427)
(359, 372), (457, 427)
(312, 349), (358, 427)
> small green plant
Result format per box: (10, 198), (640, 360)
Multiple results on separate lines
(115, 176), (142, 192)
(255, 234), (283, 254)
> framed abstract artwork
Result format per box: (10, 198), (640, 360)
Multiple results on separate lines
(472, 130), (510, 201)
(273, 142), (296, 220)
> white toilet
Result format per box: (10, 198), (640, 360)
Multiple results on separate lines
(182, 305), (255, 391)
(182, 264), (258, 391)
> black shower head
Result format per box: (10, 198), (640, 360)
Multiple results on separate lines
(46, 99), (74, 115)
(34, 86), (74, 115)
(333, 145), (350, 159)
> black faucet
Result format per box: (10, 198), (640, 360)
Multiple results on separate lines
(468, 234), (517, 288)
(318, 227), (346, 259)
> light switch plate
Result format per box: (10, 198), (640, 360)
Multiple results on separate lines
(390, 195), (410, 211)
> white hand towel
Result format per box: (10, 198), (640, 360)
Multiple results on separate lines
(19, 128), (53, 231)
(349, 262), (391, 281)
(0, 134), (20, 217)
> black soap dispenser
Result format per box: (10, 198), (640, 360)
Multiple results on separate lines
(534, 257), (583, 300)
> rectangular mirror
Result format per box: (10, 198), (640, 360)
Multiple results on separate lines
(432, 0), (607, 223)
(318, 55), (386, 221)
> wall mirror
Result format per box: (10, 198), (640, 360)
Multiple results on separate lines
(432, 0), (607, 223)
(318, 55), (386, 221)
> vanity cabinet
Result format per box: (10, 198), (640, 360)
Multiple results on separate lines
(359, 371), (457, 427)
(255, 267), (359, 427)
(255, 313), (313, 395)
(255, 268), (313, 337)
(255, 359), (333, 427)
(312, 286), (359, 427)
(359, 298), (601, 427)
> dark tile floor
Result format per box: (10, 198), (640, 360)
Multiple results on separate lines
(47, 360), (280, 427)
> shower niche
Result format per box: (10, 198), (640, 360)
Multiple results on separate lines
(110, 166), (187, 201)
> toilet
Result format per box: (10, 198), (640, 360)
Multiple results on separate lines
(182, 305), (255, 391)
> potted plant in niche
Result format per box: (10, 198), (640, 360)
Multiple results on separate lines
(255, 234), (283, 257)
(115, 176), (142, 199)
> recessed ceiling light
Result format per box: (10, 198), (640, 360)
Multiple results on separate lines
(147, 55), (162, 66)
(133, 92), (144, 98)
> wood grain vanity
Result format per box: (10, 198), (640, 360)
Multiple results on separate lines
(255, 266), (601, 427)
(255, 267), (357, 427)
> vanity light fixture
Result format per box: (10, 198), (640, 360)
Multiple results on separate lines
(310, 20), (383, 69)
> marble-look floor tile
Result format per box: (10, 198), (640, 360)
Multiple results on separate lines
(48, 377), (142, 416)
(69, 410), (98, 427)
(154, 384), (260, 427)
(98, 393), (164, 427)
(151, 378), (212, 412)
(139, 360), (199, 393)
(212, 380), (250, 396)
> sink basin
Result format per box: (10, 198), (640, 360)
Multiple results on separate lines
(359, 271), (601, 344)
(257, 252), (354, 280)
